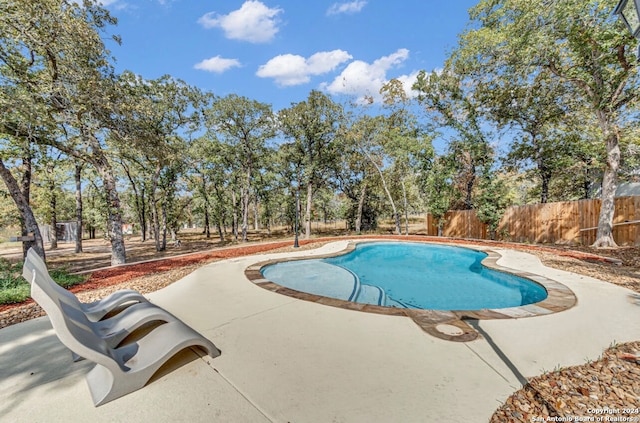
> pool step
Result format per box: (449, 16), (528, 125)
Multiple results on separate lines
(385, 297), (410, 308)
(355, 284), (386, 306)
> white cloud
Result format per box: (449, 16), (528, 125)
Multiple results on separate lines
(198, 1), (283, 43)
(322, 48), (417, 103)
(194, 56), (241, 73)
(395, 71), (421, 98)
(257, 50), (352, 86)
(326, 1), (367, 16)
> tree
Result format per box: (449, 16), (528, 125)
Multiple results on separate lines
(35, 146), (67, 249)
(279, 90), (343, 239)
(0, 83), (52, 259)
(346, 114), (402, 233)
(474, 69), (574, 203)
(74, 162), (83, 253)
(420, 156), (456, 236)
(186, 136), (231, 242)
(203, 95), (275, 242)
(0, 160), (45, 258)
(475, 171), (512, 240)
(335, 115), (378, 233)
(453, 0), (640, 247)
(109, 72), (198, 251)
(380, 79), (433, 235)
(252, 150), (281, 236)
(413, 70), (494, 210)
(116, 155), (149, 241)
(0, 0), (126, 263)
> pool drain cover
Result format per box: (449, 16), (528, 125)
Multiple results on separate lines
(435, 324), (465, 336)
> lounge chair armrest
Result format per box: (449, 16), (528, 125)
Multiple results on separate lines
(82, 289), (148, 321)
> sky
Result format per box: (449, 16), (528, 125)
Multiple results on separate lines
(99, 0), (479, 112)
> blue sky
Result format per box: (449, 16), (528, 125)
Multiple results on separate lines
(101, 0), (478, 112)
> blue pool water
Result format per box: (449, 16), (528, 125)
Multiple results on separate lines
(261, 242), (548, 311)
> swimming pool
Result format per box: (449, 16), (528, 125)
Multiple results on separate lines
(260, 242), (548, 311)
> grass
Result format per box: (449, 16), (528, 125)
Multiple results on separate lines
(0, 257), (86, 305)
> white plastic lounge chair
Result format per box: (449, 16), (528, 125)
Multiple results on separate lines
(23, 248), (148, 322)
(24, 250), (221, 406)
(22, 249), (177, 361)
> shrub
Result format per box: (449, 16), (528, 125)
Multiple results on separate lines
(0, 286), (30, 305)
(48, 268), (85, 288)
(0, 258), (26, 290)
(0, 257), (86, 305)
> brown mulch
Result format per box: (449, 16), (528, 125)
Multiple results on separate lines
(490, 342), (640, 422)
(1, 235), (639, 422)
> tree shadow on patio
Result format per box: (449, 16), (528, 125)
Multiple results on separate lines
(0, 317), (93, 416)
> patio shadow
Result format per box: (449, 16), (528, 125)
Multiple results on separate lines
(0, 317), (93, 415)
(467, 319), (528, 387)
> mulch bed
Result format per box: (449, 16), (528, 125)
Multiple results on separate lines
(490, 341), (640, 422)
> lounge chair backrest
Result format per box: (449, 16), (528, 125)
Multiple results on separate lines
(24, 249), (148, 323)
(23, 249), (83, 308)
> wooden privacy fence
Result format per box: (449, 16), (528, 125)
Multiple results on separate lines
(425, 196), (640, 246)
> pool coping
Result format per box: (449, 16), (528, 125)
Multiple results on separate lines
(244, 240), (578, 342)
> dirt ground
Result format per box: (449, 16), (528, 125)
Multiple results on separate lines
(0, 227), (304, 272)
(0, 222), (395, 271)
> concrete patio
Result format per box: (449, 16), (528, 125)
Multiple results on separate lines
(1, 241), (639, 422)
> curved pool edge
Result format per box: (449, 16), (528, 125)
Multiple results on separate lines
(244, 240), (577, 342)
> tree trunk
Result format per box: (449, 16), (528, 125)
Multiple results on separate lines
(539, 159), (551, 204)
(150, 164), (163, 252)
(381, 176), (400, 235)
(231, 190), (238, 242)
(203, 206), (211, 238)
(217, 220), (224, 242)
(464, 172), (475, 210)
(140, 191), (147, 242)
(583, 175), (591, 200)
(121, 164), (146, 242)
(540, 173), (550, 204)
(592, 115), (619, 247)
(254, 196), (260, 231)
(75, 163), (83, 253)
(582, 157), (593, 200)
(94, 157), (126, 265)
(356, 182), (367, 233)
(363, 150), (400, 235)
(160, 198), (168, 251)
(402, 179), (409, 235)
(305, 182), (312, 239)
(20, 152), (33, 258)
(0, 159), (46, 261)
(241, 185), (249, 242)
(592, 126), (620, 248)
(201, 177), (211, 238)
(75, 131), (128, 265)
(50, 186), (58, 249)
